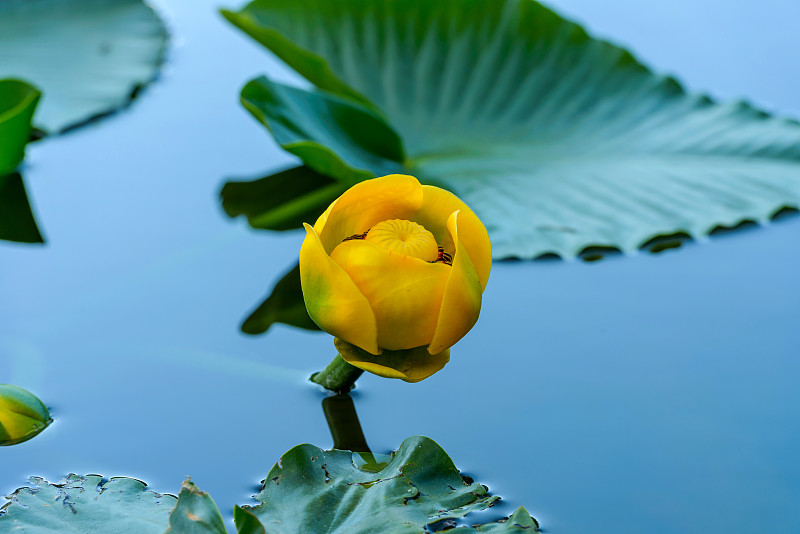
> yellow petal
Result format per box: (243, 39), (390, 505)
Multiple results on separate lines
(427, 212), (483, 354)
(330, 239), (450, 351)
(300, 224), (380, 354)
(415, 185), (492, 291)
(318, 175), (423, 253)
(335, 338), (450, 383)
(312, 197), (338, 233)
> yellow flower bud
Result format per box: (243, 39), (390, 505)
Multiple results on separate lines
(300, 175), (491, 382)
(0, 384), (52, 446)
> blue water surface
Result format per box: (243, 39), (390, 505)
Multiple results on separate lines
(1, 1), (799, 533)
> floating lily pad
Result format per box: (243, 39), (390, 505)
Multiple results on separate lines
(244, 435), (499, 533)
(0, 475), (176, 533)
(223, 0), (800, 259)
(0, 0), (168, 134)
(0, 439), (539, 533)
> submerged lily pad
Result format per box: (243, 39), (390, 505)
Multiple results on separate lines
(223, 0), (800, 259)
(0, 0), (168, 133)
(0, 475), (176, 533)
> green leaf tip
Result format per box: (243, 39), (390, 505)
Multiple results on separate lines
(165, 477), (228, 534)
(0, 475), (176, 533)
(240, 435), (503, 533)
(234, 506), (267, 534)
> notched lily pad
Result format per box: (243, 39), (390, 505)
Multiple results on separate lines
(0, 0), (168, 133)
(243, 435), (501, 533)
(0, 475), (176, 533)
(224, 0), (800, 259)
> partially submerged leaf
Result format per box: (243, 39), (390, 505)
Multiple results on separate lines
(221, 165), (347, 231)
(244, 435), (499, 533)
(224, 0), (800, 259)
(0, 173), (44, 245)
(241, 262), (320, 335)
(0, 0), (168, 133)
(0, 475), (176, 533)
(0, 384), (51, 446)
(164, 479), (227, 534)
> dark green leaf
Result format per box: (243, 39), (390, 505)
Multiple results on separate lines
(221, 165), (347, 231)
(0, 0), (168, 133)
(0, 79), (40, 176)
(234, 506), (267, 534)
(242, 435), (499, 533)
(0, 173), (44, 244)
(241, 262), (320, 335)
(0, 475), (176, 533)
(224, 0), (800, 259)
(164, 479), (227, 534)
(240, 77), (405, 185)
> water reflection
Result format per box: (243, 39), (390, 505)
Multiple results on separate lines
(322, 393), (370, 453)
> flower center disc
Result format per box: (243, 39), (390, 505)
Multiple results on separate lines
(365, 219), (439, 261)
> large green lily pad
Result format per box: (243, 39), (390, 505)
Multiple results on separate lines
(244, 435), (500, 533)
(223, 0), (800, 259)
(0, 439), (538, 533)
(0, 475), (176, 533)
(0, 0), (168, 134)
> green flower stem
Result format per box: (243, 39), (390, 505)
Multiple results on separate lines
(310, 354), (363, 393)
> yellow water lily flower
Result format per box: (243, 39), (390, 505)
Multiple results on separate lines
(0, 384), (52, 446)
(300, 174), (491, 382)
